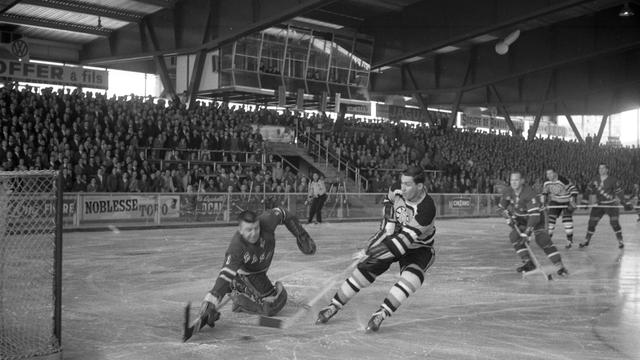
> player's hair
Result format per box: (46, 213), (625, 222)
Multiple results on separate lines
(402, 165), (425, 184)
(510, 170), (525, 178)
(598, 163), (609, 170)
(238, 210), (258, 223)
(545, 167), (557, 173)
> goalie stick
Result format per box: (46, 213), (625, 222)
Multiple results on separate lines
(257, 257), (361, 329)
(182, 295), (231, 342)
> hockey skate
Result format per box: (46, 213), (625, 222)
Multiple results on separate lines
(316, 303), (340, 324)
(366, 307), (390, 332)
(556, 267), (569, 277)
(516, 260), (535, 273)
(618, 239), (624, 249)
(578, 239), (590, 248)
(565, 239), (573, 249)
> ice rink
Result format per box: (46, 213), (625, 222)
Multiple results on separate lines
(61, 215), (640, 360)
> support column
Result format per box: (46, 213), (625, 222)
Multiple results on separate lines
(563, 112), (584, 143)
(594, 114), (608, 145)
(489, 84), (517, 134)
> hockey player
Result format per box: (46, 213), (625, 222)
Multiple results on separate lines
(579, 163), (633, 249)
(499, 171), (569, 277)
(196, 208), (316, 331)
(541, 168), (579, 248)
(316, 165), (436, 332)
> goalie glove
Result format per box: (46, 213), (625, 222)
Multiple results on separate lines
(199, 293), (221, 329)
(282, 211), (316, 255)
(623, 202), (634, 211)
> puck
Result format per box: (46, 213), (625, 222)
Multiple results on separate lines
(240, 335), (254, 341)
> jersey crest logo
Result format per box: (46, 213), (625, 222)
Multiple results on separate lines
(259, 253), (265, 262)
(395, 206), (413, 224)
(243, 252), (250, 263)
(252, 255), (259, 264)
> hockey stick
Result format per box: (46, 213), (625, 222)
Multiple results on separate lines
(546, 204), (640, 209)
(257, 257), (361, 329)
(511, 225), (551, 281)
(182, 295), (231, 342)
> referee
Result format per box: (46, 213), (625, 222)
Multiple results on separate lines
(307, 172), (327, 224)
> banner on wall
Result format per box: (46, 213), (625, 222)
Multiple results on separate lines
(7, 197), (77, 221)
(340, 102), (371, 116)
(375, 104), (431, 123)
(195, 194), (227, 216)
(0, 58), (108, 89)
(82, 195), (180, 221)
(461, 113), (524, 131)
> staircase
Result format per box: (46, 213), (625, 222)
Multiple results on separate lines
(266, 140), (366, 193)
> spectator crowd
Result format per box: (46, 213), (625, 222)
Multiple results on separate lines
(1, 84), (639, 198)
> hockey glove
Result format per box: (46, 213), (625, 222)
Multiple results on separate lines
(567, 198), (577, 211)
(501, 210), (514, 226)
(524, 226), (534, 237)
(624, 202), (634, 211)
(198, 293), (221, 329)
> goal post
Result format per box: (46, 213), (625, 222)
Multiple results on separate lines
(0, 170), (63, 360)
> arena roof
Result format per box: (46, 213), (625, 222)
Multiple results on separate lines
(1, 0), (639, 117)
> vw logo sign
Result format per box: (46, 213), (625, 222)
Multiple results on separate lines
(11, 40), (29, 58)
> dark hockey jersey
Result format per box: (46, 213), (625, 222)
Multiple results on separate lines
(210, 208), (283, 298)
(587, 176), (624, 205)
(499, 185), (543, 228)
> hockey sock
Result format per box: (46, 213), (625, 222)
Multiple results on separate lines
(331, 268), (373, 307)
(547, 215), (557, 235)
(610, 220), (623, 240)
(562, 216), (573, 238)
(380, 265), (423, 315)
(515, 247), (531, 262)
(543, 245), (562, 264)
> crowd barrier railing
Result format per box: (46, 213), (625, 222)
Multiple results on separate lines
(56, 192), (636, 230)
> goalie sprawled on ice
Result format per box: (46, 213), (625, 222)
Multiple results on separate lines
(184, 207), (316, 341)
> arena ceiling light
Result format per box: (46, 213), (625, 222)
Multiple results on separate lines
(495, 29), (520, 55)
(293, 16), (344, 29)
(433, 45), (460, 54)
(619, 2), (634, 17)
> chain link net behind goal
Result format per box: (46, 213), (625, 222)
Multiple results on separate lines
(0, 171), (62, 359)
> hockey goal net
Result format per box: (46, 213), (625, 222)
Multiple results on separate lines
(0, 170), (63, 360)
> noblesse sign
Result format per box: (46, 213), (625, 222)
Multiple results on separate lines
(0, 59), (108, 89)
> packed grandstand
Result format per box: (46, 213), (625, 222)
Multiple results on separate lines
(1, 83), (639, 198)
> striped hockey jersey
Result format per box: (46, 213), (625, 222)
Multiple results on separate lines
(542, 176), (578, 204)
(378, 184), (437, 258)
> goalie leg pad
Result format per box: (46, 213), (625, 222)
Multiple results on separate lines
(262, 281), (288, 316)
(230, 282), (288, 316)
(230, 274), (288, 316)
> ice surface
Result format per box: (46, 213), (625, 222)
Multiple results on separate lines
(60, 216), (640, 360)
